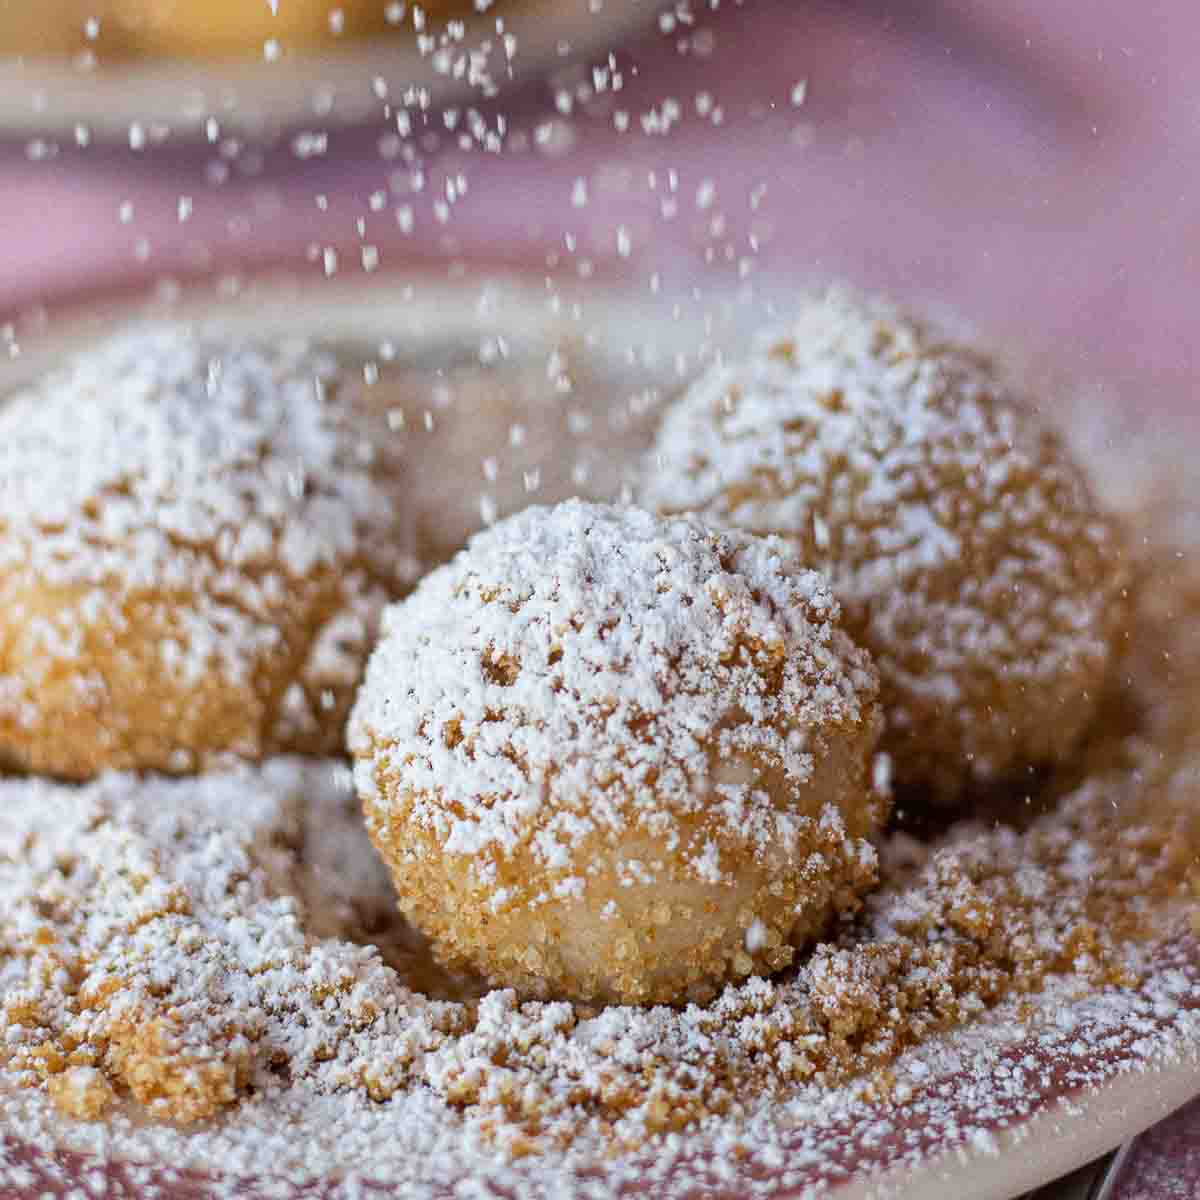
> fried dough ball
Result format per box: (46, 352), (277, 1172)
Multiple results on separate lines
(1095, 465), (1200, 762)
(350, 499), (885, 1005)
(109, 0), (461, 57)
(0, 324), (415, 779)
(641, 288), (1130, 800)
(356, 346), (663, 569)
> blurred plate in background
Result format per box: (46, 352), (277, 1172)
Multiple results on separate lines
(0, 0), (653, 139)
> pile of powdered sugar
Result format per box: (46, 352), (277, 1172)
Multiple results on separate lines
(0, 323), (409, 598)
(641, 287), (1127, 795)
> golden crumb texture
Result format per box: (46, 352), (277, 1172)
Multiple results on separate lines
(0, 324), (415, 778)
(350, 500), (886, 1004)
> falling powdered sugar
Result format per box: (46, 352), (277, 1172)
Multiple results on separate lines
(641, 287), (1129, 798)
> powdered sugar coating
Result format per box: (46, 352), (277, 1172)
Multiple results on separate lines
(0, 761), (470, 1128)
(0, 305), (1193, 1200)
(641, 288), (1129, 798)
(359, 343), (669, 570)
(0, 324), (415, 776)
(351, 499), (884, 1003)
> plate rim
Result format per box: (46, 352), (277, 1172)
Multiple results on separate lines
(0, 0), (657, 138)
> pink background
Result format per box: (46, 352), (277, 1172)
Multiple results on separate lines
(0, 0), (1196, 1193)
(1, 0), (1198, 413)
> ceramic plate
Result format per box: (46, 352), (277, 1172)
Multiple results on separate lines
(0, 274), (1196, 1200)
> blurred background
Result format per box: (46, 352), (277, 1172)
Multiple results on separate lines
(0, 0), (1197, 413)
(0, 0), (1196, 1195)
